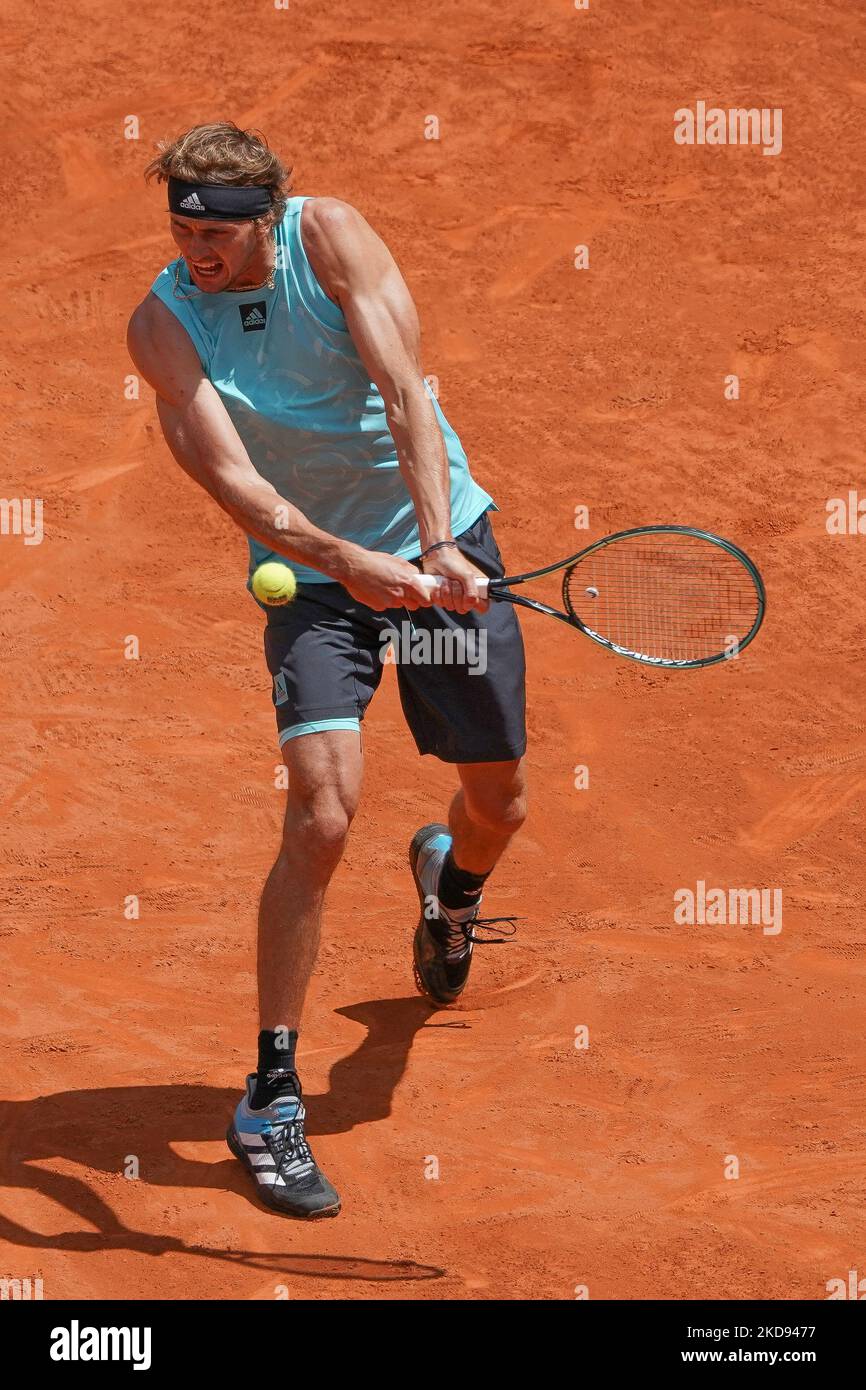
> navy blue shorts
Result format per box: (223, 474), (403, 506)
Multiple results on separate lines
(262, 511), (527, 764)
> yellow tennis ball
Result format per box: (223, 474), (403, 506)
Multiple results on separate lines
(252, 562), (297, 606)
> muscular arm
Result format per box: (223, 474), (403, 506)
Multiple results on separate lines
(126, 294), (436, 609)
(302, 198), (486, 610)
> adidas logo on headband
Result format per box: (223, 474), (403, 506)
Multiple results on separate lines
(168, 176), (273, 222)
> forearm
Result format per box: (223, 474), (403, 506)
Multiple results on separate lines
(213, 460), (440, 610)
(156, 413), (360, 580)
(388, 383), (453, 550)
(214, 469), (364, 581)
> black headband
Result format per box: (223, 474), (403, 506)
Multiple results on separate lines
(167, 177), (272, 221)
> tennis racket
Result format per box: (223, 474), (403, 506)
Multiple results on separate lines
(418, 525), (765, 669)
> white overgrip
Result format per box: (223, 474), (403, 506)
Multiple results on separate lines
(417, 574), (490, 595)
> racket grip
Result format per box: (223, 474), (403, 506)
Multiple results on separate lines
(417, 574), (490, 596)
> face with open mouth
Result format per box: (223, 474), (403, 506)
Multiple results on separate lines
(169, 214), (270, 293)
(189, 256), (226, 285)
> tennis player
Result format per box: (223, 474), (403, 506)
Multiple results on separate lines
(127, 123), (528, 1218)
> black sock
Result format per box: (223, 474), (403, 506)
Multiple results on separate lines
(251, 1028), (299, 1109)
(437, 851), (489, 912)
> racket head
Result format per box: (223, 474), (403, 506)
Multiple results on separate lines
(561, 526), (765, 668)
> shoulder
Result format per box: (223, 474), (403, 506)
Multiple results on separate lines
(300, 198), (391, 297)
(301, 196), (365, 240)
(128, 291), (177, 360)
(300, 198), (374, 300)
(127, 291), (202, 393)
(300, 196), (375, 265)
(127, 288), (183, 342)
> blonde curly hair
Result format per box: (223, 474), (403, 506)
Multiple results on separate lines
(145, 122), (292, 230)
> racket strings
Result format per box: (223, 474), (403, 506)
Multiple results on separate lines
(564, 535), (761, 664)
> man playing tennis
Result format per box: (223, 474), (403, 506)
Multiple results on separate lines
(127, 123), (527, 1219)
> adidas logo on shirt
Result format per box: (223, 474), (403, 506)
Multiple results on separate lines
(240, 301), (267, 332)
(179, 191), (206, 211)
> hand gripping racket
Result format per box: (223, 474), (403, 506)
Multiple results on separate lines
(418, 525), (765, 669)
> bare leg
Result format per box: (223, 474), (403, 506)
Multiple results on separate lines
(258, 729), (363, 1032)
(448, 757), (527, 875)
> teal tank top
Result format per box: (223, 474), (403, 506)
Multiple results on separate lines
(150, 197), (493, 585)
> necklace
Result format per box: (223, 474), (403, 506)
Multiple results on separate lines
(224, 266), (276, 293)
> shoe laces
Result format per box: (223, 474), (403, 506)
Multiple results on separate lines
(271, 1115), (314, 1170)
(438, 912), (520, 957)
(265, 1073), (314, 1170)
(466, 915), (520, 945)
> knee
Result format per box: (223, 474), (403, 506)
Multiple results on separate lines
(282, 793), (356, 869)
(464, 775), (528, 838)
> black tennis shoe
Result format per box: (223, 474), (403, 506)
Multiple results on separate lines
(227, 1072), (341, 1219)
(409, 823), (516, 1005)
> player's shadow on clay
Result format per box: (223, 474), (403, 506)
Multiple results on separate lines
(0, 995), (445, 1281)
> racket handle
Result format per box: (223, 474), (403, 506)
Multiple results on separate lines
(417, 574), (490, 596)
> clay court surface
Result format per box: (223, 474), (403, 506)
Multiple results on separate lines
(2, 1), (864, 1300)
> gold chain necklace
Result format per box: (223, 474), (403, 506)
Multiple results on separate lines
(224, 266), (276, 293)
